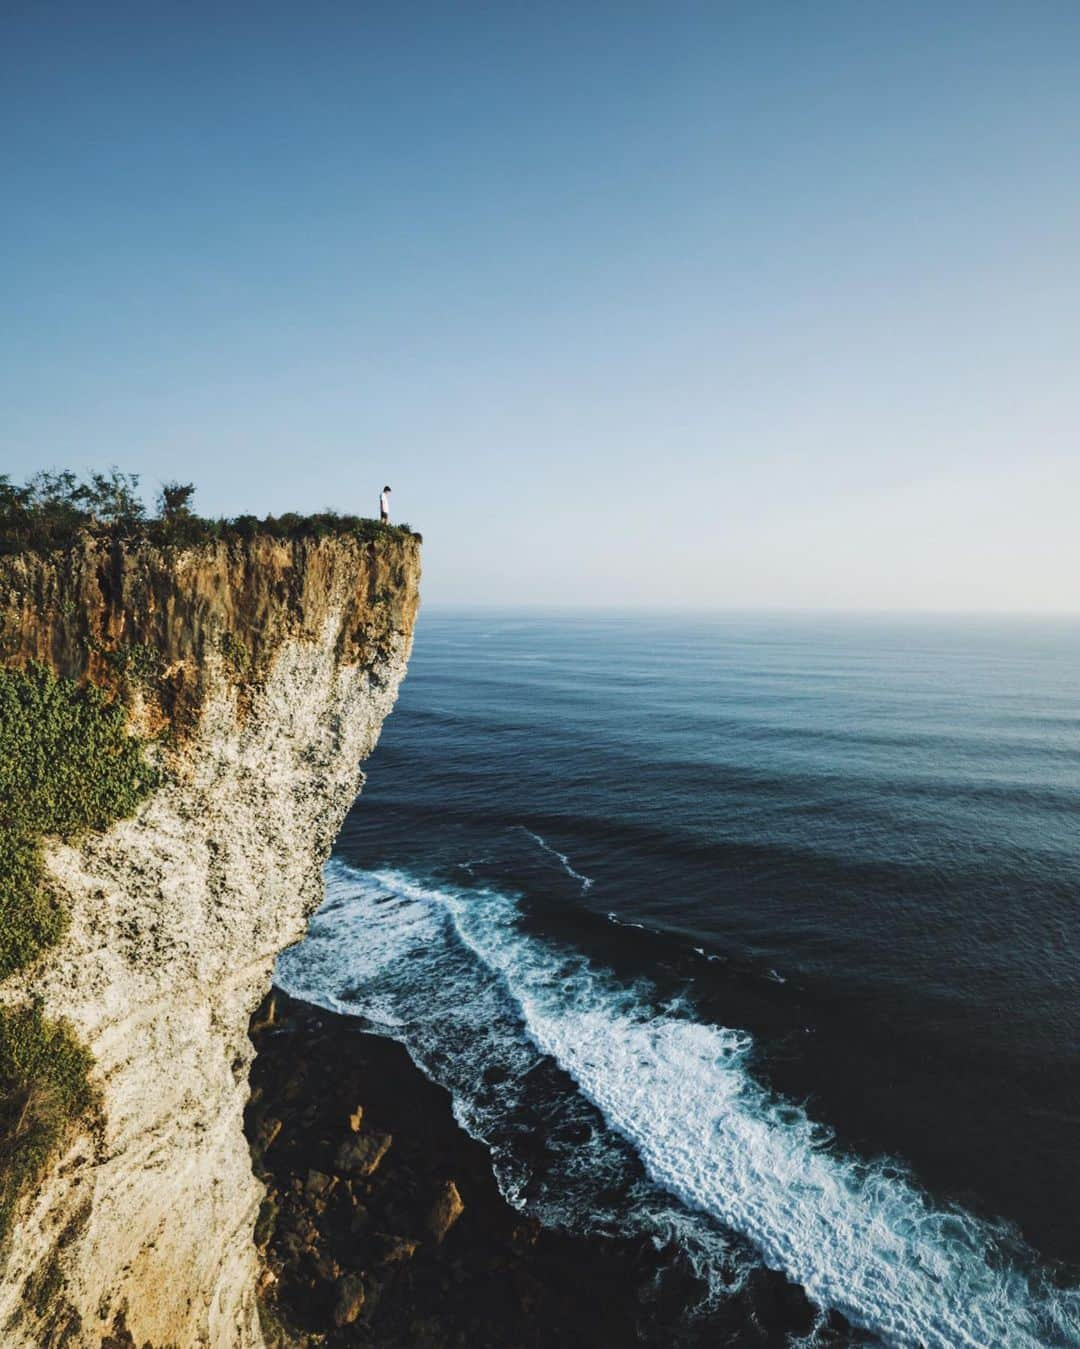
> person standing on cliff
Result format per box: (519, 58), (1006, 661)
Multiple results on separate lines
(380, 485), (391, 523)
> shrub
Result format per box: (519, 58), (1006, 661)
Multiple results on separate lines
(75, 470), (145, 528)
(0, 471), (421, 555)
(158, 481), (195, 521)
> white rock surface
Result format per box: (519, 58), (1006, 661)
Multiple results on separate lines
(0, 614), (413, 1347)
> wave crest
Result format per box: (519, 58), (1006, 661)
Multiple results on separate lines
(276, 861), (1080, 1349)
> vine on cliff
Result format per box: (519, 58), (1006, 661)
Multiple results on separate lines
(0, 663), (159, 1242)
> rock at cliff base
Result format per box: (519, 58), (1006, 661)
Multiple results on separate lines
(254, 1115), (283, 1152)
(335, 1131), (392, 1177)
(332, 1272), (367, 1326)
(425, 1180), (465, 1243)
(371, 1232), (420, 1266)
(313, 1250), (341, 1285)
(304, 1169), (336, 1200)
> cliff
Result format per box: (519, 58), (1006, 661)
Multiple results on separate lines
(0, 528), (420, 1346)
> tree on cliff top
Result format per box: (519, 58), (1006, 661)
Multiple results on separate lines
(0, 470), (419, 554)
(0, 469), (145, 552)
(158, 481), (196, 522)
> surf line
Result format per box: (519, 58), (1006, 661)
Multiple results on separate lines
(518, 826), (594, 892)
(432, 879), (1077, 1349)
(279, 865), (1080, 1349)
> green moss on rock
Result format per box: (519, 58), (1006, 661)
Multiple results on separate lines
(0, 662), (160, 979)
(0, 1004), (98, 1244)
(0, 662), (159, 1248)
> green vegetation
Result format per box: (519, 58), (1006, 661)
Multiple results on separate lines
(0, 663), (159, 1244)
(0, 1005), (97, 1245)
(95, 642), (168, 686)
(0, 469), (420, 555)
(219, 631), (251, 677)
(0, 663), (160, 979)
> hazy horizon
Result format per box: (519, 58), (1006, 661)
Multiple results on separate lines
(4, 2), (1078, 612)
(420, 602), (1080, 618)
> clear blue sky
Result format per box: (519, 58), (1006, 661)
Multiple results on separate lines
(3, 2), (1078, 609)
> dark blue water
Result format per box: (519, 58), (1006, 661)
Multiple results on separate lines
(277, 610), (1080, 1347)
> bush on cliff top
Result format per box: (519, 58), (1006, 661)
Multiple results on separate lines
(0, 664), (159, 1244)
(0, 470), (420, 555)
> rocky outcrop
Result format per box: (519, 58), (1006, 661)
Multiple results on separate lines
(0, 531), (417, 735)
(246, 993), (834, 1349)
(0, 531), (420, 1347)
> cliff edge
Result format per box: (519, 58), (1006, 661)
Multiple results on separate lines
(0, 527), (420, 1347)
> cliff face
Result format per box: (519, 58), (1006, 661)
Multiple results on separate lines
(0, 531), (420, 1347)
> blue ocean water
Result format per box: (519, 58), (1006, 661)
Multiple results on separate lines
(277, 610), (1080, 1347)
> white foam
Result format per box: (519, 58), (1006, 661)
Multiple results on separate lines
(519, 827), (594, 890)
(278, 863), (1080, 1349)
(276, 862), (659, 1231)
(607, 911), (648, 930)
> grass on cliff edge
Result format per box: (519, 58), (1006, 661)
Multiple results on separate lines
(0, 663), (159, 1243)
(0, 469), (421, 555)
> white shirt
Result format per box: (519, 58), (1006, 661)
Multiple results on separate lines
(380, 491), (390, 516)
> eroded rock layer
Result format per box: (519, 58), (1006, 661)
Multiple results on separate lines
(0, 532), (420, 1347)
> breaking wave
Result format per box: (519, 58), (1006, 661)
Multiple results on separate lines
(276, 861), (1080, 1348)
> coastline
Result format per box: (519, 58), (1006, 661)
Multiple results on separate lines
(246, 991), (855, 1348)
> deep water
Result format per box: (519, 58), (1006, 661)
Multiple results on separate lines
(277, 610), (1080, 1347)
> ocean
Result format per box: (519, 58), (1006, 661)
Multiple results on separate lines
(275, 609), (1080, 1347)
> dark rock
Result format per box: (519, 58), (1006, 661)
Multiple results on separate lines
(253, 1195), (278, 1251)
(250, 992), (277, 1034)
(247, 988), (850, 1349)
(281, 1075), (305, 1105)
(313, 1251), (341, 1284)
(335, 1131), (392, 1178)
(425, 1180), (464, 1243)
(371, 1232), (419, 1266)
(332, 1272), (366, 1327)
(304, 1169), (336, 1200)
(254, 1115), (282, 1152)
(510, 1219), (540, 1253)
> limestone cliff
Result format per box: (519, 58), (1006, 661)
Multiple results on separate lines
(0, 529), (420, 1347)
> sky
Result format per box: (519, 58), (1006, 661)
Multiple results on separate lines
(3, 1), (1079, 610)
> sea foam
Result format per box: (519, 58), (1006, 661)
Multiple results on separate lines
(277, 861), (1080, 1349)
